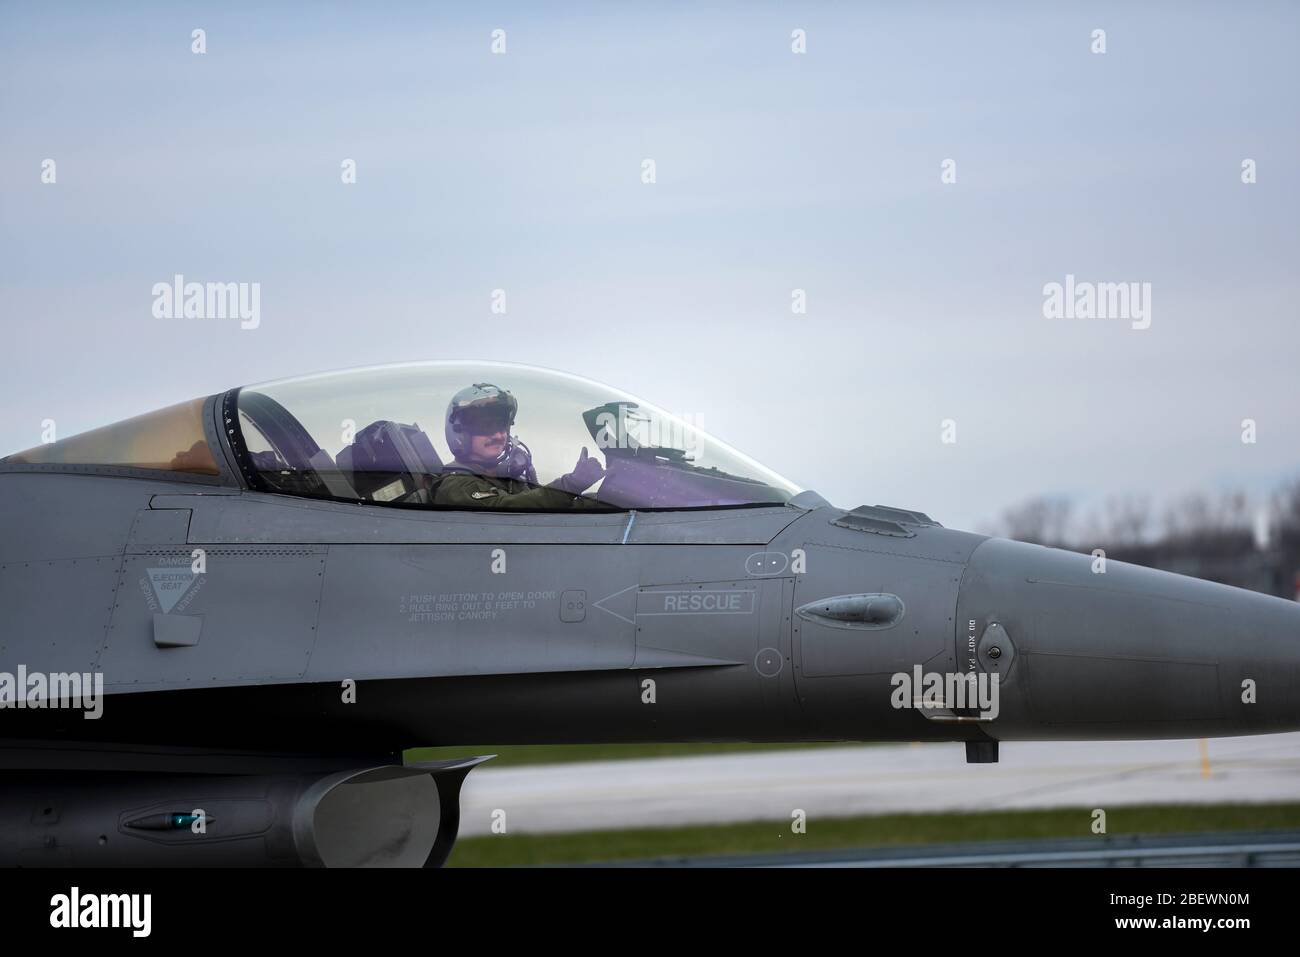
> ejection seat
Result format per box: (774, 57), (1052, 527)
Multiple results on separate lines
(335, 420), (444, 504)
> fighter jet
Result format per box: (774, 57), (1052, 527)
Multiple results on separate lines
(2, 360), (1297, 866)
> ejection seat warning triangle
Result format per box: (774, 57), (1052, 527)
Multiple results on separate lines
(146, 567), (197, 614)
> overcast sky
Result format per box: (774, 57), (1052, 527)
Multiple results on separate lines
(2, 1), (1296, 533)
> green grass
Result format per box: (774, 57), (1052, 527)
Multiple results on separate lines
(446, 803), (1300, 867)
(404, 740), (859, 768)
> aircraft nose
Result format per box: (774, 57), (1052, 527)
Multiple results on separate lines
(956, 537), (1300, 739)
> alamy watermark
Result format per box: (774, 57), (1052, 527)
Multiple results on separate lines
(593, 403), (704, 455)
(1042, 274), (1151, 330)
(50, 887), (150, 937)
(152, 274), (260, 329)
(890, 665), (1000, 720)
(0, 666), (104, 719)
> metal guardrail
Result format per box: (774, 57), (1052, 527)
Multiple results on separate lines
(609, 830), (1300, 868)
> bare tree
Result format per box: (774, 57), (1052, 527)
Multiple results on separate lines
(1163, 490), (1252, 542)
(1271, 477), (1300, 532)
(1100, 494), (1151, 545)
(999, 496), (1072, 545)
(1213, 489), (1251, 532)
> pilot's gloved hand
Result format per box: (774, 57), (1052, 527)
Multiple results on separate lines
(555, 447), (605, 493)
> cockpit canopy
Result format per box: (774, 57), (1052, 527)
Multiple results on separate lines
(232, 362), (800, 509)
(4, 362), (801, 511)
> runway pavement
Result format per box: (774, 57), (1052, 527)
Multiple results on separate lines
(457, 732), (1300, 837)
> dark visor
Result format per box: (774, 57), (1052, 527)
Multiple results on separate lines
(460, 407), (511, 433)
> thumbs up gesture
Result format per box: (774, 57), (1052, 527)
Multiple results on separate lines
(566, 446), (605, 491)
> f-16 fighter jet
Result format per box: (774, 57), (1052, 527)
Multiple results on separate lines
(2, 362), (1296, 865)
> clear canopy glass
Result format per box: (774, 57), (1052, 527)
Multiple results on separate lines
(235, 361), (801, 510)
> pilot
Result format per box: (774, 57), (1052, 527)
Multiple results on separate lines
(433, 383), (606, 509)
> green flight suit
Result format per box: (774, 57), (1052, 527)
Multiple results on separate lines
(433, 470), (597, 509)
